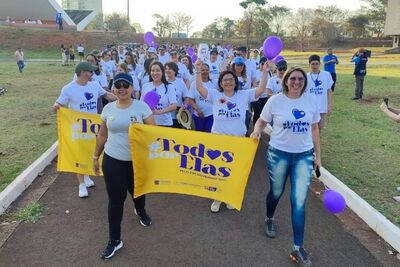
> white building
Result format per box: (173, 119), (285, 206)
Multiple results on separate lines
(62, 0), (103, 16)
(384, 0), (400, 47)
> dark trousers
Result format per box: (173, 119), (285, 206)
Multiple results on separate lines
(192, 114), (213, 132)
(330, 72), (337, 92)
(17, 60), (24, 72)
(251, 97), (268, 126)
(102, 153), (146, 241)
(355, 76), (365, 99)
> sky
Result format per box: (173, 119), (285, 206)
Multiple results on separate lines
(58, 0), (366, 32)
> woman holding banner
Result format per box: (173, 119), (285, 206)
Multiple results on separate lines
(250, 67), (320, 267)
(93, 73), (156, 259)
(195, 59), (271, 213)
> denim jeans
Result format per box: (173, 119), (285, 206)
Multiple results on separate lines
(17, 60), (24, 72)
(266, 146), (314, 246)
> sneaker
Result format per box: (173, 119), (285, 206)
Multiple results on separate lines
(264, 219), (276, 238)
(101, 240), (123, 259)
(210, 200), (222, 213)
(134, 209), (152, 227)
(226, 204), (235, 210)
(84, 175), (95, 188)
(78, 183), (88, 198)
(290, 247), (312, 267)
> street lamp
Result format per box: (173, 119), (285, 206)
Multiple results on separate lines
(127, 0), (130, 24)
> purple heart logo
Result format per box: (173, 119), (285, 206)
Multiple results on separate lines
(227, 102), (236, 110)
(84, 92), (94, 100)
(292, 109), (305, 119)
(206, 149), (221, 160)
(315, 79), (322, 87)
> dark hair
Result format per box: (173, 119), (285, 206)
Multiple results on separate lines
(183, 55), (194, 75)
(149, 61), (170, 91)
(86, 54), (101, 75)
(111, 49), (119, 64)
(218, 71), (239, 92)
(308, 54), (320, 64)
(164, 61), (179, 77)
(232, 62), (247, 83)
(201, 63), (211, 81)
(281, 67), (308, 96)
(124, 52), (137, 70)
(143, 58), (155, 77)
(259, 57), (267, 65)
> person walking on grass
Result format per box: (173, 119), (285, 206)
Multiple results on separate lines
(52, 62), (116, 198)
(93, 73), (156, 259)
(323, 48), (338, 92)
(15, 47), (25, 73)
(351, 48), (368, 100)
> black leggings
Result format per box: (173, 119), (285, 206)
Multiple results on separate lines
(102, 153), (146, 241)
(251, 97), (268, 125)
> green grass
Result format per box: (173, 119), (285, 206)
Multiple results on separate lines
(0, 49), (400, 225)
(13, 202), (44, 223)
(0, 50), (60, 60)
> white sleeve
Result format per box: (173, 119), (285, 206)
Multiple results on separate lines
(260, 97), (273, 123)
(56, 86), (70, 105)
(206, 89), (218, 103)
(167, 84), (177, 104)
(187, 82), (196, 99)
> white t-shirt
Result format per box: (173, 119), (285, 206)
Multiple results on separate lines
(266, 76), (283, 96)
(207, 89), (258, 136)
(255, 71), (273, 98)
(56, 81), (106, 113)
(245, 59), (257, 83)
(260, 93), (320, 153)
(168, 78), (188, 119)
(237, 76), (252, 91)
(77, 46), (84, 53)
(306, 70), (333, 113)
(176, 62), (190, 81)
(101, 100), (152, 161)
(140, 82), (177, 126)
(206, 59), (221, 80)
(92, 72), (108, 88)
(188, 80), (216, 117)
(158, 53), (170, 65)
(100, 60), (116, 79)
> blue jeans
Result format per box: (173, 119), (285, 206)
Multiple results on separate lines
(266, 146), (314, 246)
(17, 60), (25, 72)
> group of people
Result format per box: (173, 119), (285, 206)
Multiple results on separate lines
(52, 42), (344, 265)
(60, 43), (85, 66)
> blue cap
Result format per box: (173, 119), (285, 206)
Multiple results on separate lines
(113, 73), (133, 85)
(233, 56), (245, 65)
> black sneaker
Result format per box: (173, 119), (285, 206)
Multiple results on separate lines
(134, 209), (152, 227)
(265, 219), (276, 238)
(101, 240), (123, 259)
(290, 247), (312, 267)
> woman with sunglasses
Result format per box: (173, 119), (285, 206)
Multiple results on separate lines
(195, 59), (271, 213)
(266, 60), (287, 97)
(250, 67), (321, 267)
(140, 61), (177, 126)
(165, 61), (188, 128)
(110, 49), (119, 65)
(94, 73), (156, 260)
(116, 63), (140, 99)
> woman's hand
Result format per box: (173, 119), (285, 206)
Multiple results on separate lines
(250, 131), (261, 140)
(153, 109), (164, 115)
(194, 59), (203, 72)
(93, 158), (100, 176)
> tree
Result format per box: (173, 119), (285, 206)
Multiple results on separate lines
(202, 22), (221, 39)
(172, 12), (187, 37)
(182, 15), (195, 38)
(152, 14), (173, 37)
(202, 17), (236, 39)
(105, 13), (129, 38)
(239, 0), (268, 53)
(346, 14), (369, 38)
(131, 22), (143, 33)
(268, 5), (291, 36)
(86, 13), (104, 30)
(289, 8), (313, 51)
(361, 0), (387, 39)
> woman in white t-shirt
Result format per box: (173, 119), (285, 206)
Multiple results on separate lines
(86, 54), (108, 113)
(140, 61), (177, 126)
(116, 63), (140, 99)
(187, 63), (215, 132)
(250, 67), (321, 267)
(181, 55), (195, 84)
(195, 59), (271, 213)
(93, 73), (155, 260)
(165, 61), (188, 128)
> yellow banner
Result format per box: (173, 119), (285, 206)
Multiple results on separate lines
(129, 124), (259, 210)
(57, 107), (103, 176)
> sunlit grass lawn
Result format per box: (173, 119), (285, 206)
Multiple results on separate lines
(0, 49), (399, 225)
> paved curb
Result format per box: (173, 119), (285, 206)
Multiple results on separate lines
(320, 166), (400, 252)
(0, 142), (58, 215)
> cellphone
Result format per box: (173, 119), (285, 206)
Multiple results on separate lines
(315, 165), (321, 178)
(384, 97), (389, 106)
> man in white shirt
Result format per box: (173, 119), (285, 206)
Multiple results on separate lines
(15, 47), (25, 73)
(170, 49), (190, 88)
(158, 45), (170, 64)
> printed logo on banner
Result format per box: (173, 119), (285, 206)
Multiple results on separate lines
(71, 118), (101, 141)
(148, 138), (235, 179)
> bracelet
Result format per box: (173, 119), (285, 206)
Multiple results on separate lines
(93, 155), (99, 160)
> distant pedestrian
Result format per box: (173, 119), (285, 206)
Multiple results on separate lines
(351, 48), (368, 100)
(77, 44), (85, 62)
(323, 48), (339, 92)
(69, 45), (75, 66)
(15, 47), (25, 73)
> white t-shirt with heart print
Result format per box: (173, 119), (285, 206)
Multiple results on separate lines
(306, 70), (333, 113)
(56, 80), (106, 114)
(188, 80), (216, 117)
(260, 93), (320, 153)
(207, 89), (258, 136)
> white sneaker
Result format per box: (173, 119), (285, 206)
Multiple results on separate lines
(84, 175), (95, 188)
(394, 196), (400, 203)
(226, 204), (235, 210)
(210, 200), (222, 213)
(79, 183), (88, 198)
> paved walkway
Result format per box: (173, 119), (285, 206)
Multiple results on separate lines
(0, 141), (397, 266)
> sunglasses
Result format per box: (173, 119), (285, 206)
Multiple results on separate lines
(278, 67), (287, 71)
(115, 81), (130, 89)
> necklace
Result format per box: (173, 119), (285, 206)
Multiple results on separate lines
(310, 71), (321, 87)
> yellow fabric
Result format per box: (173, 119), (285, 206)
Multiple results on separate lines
(129, 124), (259, 210)
(57, 107), (103, 176)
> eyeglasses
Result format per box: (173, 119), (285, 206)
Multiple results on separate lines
(310, 62), (320, 66)
(278, 67), (287, 71)
(289, 76), (305, 82)
(222, 78), (235, 83)
(115, 81), (130, 89)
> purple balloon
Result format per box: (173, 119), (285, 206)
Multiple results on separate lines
(187, 47), (194, 56)
(274, 55), (285, 64)
(263, 36), (283, 60)
(143, 91), (160, 110)
(143, 32), (154, 45)
(323, 189), (346, 214)
(191, 54), (198, 63)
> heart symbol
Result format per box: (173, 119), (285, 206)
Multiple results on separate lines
(314, 79), (322, 87)
(84, 92), (94, 100)
(212, 66), (216, 69)
(206, 149), (221, 160)
(227, 102), (236, 110)
(292, 109), (305, 119)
